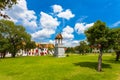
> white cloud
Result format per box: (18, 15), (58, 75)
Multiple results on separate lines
(75, 23), (94, 34)
(73, 40), (80, 44)
(49, 40), (55, 44)
(63, 25), (74, 33)
(76, 16), (88, 22)
(62, 25), (74, 40)
(63, 40), (80, 47)
(52, 4), (63, 13)
(40, 12), (60, 29)
(4, 0), (37, 30)
(32, 29), (55, 39)
(51, 4), (75, 20)
(32, 12), (60, 41)
(57, 9), (75, 20)
(112, 21), (120, 27)
(62, 32), (74, 40)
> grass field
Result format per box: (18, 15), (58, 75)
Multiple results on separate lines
(0, 53), (120, 80)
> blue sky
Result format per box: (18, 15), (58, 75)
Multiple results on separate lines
(2, 0), (120, 46)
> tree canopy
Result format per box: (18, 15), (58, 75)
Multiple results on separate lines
(85, 20), (109, 49)
(0, 19), (31, 58)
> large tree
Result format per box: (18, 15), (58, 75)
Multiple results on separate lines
(85, 20), (109, 72)
(0, 19), (31, 58)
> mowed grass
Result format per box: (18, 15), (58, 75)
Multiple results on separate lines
(0, 54), (120, 80)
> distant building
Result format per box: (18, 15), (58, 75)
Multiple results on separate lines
(92, 48), (100, 53)
(91, 45), (100, 53)
(16, 43), (54, 56)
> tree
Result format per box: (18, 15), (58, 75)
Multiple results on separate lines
(108, 28), (120, 61)
(85, 20), (109, 72)
(24, 41), (36, 55)
(75, 41), (90, 55)
(0, 37), (10, 58)
(0, 19), (31, 58)
(0, 0), (17, 18)
(65, 47), (75, 53)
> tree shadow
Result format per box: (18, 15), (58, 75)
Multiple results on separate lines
(73, 62), (112, 71)
(103, 59), (120, 64)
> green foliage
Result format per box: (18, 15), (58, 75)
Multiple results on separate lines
(0, 38), (10, 58)
(0, 37), (9, 52)
(65, 47), (75, 53)
(108, 28), (120, 61)
(75, 41), (91, 54)
(0, 19), (31, 57)
(108, 28), (120, 51)
(85, 20), (109, 49)
(25, 41), (36, 51)
(0, 54), (119, 80)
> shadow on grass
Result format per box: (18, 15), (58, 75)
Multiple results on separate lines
(103, 59), (120, 64)
(73, 62), (112, 71)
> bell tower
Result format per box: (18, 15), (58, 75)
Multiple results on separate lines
(54, 33), (65, 57)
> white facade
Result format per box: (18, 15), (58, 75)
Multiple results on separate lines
(54, 37), (65, 57)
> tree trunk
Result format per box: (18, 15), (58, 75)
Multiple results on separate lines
(12, 53), (16, 58)
(116, 51), (120, 61)
(11, 46), (16, 58)
(0, 53), (6, 58)
(12, 49), (16, 58)
(98, 48), (102, 72)
(3, 53), (6, 58)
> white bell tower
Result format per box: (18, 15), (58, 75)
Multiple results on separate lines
(54, 33), (65, 57)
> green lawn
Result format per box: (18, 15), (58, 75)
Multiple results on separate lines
(0, 54), (120, 80)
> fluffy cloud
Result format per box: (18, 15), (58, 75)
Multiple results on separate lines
(32, 29), (55, 39)
(52, 4), (75, 20)
(4, 0), (37, 30)
(32, 4), (75, 42)
(32, 12), (60, 40)
(63, 25), (74, 33)
(62, 25), (74, 40)
(57, 9), (75, 20)
(52, 5), (63, 13)
(61, 26), (80, 47)
(40, 12), (60, 29)
(75, 23), (94, 34)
